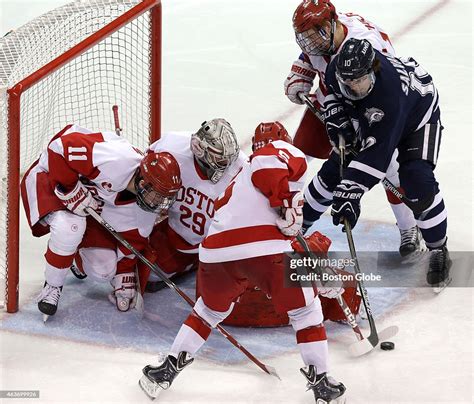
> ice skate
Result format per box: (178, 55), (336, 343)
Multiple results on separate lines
(301, 365), (346, 404)
(399, 225), (426, 259)
(139, 352), (194, 399)
(37, 282), (63, 322)
(427, 243), (452, 292)
(70, 263), (87, 279)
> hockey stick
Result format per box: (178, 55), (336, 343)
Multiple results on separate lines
(338, 137), (398, 356)
(85, 207), (279, 379)
(299, 94), (433, 215)
(295, 233), (364, 341)
(112, 105), (145, 317)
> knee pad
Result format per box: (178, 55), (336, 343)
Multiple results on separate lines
(45, 210), (86, 255)
(194, 297), (234, 328)
(79, 247), (117, 282)
(288, 298), (324, 332)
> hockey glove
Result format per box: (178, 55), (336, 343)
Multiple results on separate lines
(331, 181), (364, 229)
(284, 59), (317, 105)
(277, 191), (304, 236)
(291, 231), (332, 254)
(323, 102), (357, 154)
(54, 181), (99, 217)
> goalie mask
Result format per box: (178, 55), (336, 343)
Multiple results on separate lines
(335, 39), (376, 100)
(191, 119), (240, 183)
(293, 0), (338, 56)
(252, 122), (292, 152)
(135, 151), (182, 213)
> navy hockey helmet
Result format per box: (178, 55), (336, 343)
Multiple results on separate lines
(335, 38), (376, 100)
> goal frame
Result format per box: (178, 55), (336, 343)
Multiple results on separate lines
(4, 0), (162, 313)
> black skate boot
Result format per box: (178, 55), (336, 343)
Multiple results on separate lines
(37, 282), (63, 322)
(427, 242), (452, 292)
(70, 263), (87, 279)
(301, 365), (346, 404)
(139, 352), (194, 399)
(399, 225), (425, 257)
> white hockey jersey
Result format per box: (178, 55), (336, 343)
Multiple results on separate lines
(149, 132), (247, 253)
(199, 140), (307, 263)
(305, 12), (394, 106)
(24, 124), (157, 244)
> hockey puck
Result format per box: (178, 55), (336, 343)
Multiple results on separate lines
(380, 341), (395, 351)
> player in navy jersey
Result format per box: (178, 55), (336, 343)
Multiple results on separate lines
(286, 0), (422, 258)
(304, 38), (451, 289)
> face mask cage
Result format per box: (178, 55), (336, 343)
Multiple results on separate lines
(295, 21), (336, 56)
(191, 132), (239, 183)
(134, 176), (177, 213)
(336, 70), (376, 100)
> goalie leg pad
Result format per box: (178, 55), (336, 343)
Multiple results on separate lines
(79, 247), (117, 281)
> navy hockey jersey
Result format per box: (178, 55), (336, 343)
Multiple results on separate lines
(324, 49), (440, 190)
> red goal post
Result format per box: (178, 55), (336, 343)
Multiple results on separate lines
(0, 0), (162, 313)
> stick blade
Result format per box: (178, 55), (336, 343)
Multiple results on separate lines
(264, 364), (281, 380)
(348, 325), (399, 357)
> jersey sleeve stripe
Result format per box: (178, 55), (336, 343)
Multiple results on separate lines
(202, 225), (287, 249)
(251, 154), (288, 171)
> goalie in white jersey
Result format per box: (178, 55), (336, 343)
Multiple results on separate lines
(21, 124), (182, 319)
(284, 0), (423, 257)
(141, 119), (246, 290)
(139, 122), (346, 404)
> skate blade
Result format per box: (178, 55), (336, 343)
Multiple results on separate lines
(348, 325), (399, 357)
(433, 277), (452, 294)
(139, 375), (163, 400)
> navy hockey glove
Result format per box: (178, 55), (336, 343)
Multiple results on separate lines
(324, 103), (357, 153)
(331, 181), (364, 229)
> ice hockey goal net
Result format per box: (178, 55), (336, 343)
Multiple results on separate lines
(0, 0), (162, 313)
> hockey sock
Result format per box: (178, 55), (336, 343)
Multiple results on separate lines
(169, 313), (212, 358)
(296, 324), (329, 374)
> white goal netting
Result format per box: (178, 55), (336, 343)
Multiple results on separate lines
(0, 0), (160, 311)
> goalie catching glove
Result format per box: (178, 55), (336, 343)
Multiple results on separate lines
(284, 59), (317, 104)
(54, 181), (99, 216)
(277, 191), (304, 236)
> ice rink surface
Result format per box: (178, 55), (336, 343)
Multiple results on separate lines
(0, 0), (473, 403)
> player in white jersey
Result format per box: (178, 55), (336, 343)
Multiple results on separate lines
(21, 124), (182, 319)
(139, 122), (346, 404)
(284, 0), (423, 257)
(141, 119), (245, 291)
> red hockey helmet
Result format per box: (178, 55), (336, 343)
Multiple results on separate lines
(135, 151), (182, 213)
(293, 0), (338, 56)
(252, 122), (292, 152)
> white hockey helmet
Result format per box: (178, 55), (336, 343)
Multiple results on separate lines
(190, 119), (240, 183)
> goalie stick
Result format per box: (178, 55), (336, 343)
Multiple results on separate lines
(112, 105), (144, 317)
(85, 207), (280, 379)
(299, 94), (433, 215)
(338, 136), (399, 356)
